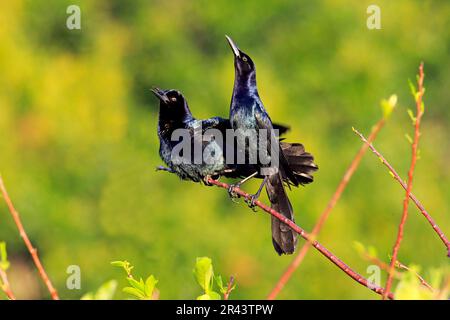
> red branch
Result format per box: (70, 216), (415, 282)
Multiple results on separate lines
(382, 62), (425, 299)
(267, 118), (386, 299)
(0, 176), (59, 300)
(353, 129), (450, 255)
(207, 178), (394, 299)
(0, 268), (16, 300)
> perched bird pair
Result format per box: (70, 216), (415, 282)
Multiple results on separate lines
(152, 36), (318, 255)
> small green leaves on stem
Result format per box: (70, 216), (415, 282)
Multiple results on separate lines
(109, 257), (234, 300)
(111, 260), (159, 300)
(407, 109), (417, 125)
(193, 257), (235, 300)
(111, 260), (133, 277)
(353, 241), (378, 259)
(217, 275), (236, 300)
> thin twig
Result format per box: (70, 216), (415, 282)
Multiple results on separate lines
(394, 261), (434, 292)
(382, 62), (425, 299)
(0, 268), (15, 300)
(223, 276), (235, 300)
(353, 130), (450, 255)
(355, 244), (434, 291)
(0, 176), (59, 300)
(207, 178), (394, 299)
(354, 128), (447, 294)
(267, 117), (386, 299)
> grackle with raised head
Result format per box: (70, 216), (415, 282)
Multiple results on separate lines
(225, 36), (318, 255)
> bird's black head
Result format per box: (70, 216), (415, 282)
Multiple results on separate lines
(151, 88), (192, 122)
(225, 35), (256, 79)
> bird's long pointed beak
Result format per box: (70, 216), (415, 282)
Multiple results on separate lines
(225, 35), (240, 58)
(151, 87), (170, 104)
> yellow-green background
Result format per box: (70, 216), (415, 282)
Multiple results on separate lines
(0, 0), (449, 299)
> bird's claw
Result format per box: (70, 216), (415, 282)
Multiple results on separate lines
(227, 184), (240, 200)
(245, 195), (259, 212)
(203, 175), (214, 186)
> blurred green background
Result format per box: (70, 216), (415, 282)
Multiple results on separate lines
(0, 0), (449, 299)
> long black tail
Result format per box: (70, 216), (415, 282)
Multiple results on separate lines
(265, 142), (317, 255)
(266, 172), (297, 255)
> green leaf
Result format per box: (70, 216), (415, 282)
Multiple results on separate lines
(215, 275), (224, 292)
(353, 241), (365, 255)
(380, 94), (397, 119)
(110, 261), (126, 267)
(0, 242), (10, 271)
(197, 293), (211, 300)
(367, 246), (377, 258)
(80, 293), (94, 300)
(193, 257), (214, 292)
(111, 260), (133, 276)
(80, 280), (117, 300)
(404, 134), (413, 145)
(144, 275), (158, 298)
(208, 291), (222, 300)
(123, 287), (146, 299)
(197, 291), (221, 300)
(94, 280), (117, 300)
(407, 109), (416, 125)
(127, 277), (145, 292)
(408, 79), (417, 98)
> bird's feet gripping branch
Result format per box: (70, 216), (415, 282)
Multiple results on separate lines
(244, 176), (268, 210)
(227, 172), (268, 209)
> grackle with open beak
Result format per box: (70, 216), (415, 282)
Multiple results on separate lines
(225, 36), (318, 255)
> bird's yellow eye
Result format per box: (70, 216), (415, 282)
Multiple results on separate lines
(171, 97), (177, 102)
(242, 56), (248, 62)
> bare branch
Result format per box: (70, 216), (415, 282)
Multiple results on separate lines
(353, 128), (450, 255)
(207, 178), (394, 299)
(0, 176), (59, 300)
(268, 117), (387, 299)
(382, 62), (425, 299)
(394, 261), (434, 292)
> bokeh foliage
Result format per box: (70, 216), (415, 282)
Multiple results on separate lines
(0, 0), (449, 299)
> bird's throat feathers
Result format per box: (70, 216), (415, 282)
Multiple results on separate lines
(233, 69), (258, 100)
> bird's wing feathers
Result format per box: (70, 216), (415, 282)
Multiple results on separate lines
(254, 111), (299, 186)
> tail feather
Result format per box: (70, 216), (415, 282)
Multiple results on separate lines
(281, 142), (318, 185)
(266, 173), (298, 255)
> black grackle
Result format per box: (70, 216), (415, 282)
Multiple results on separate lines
(225, 36), (318, 255)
